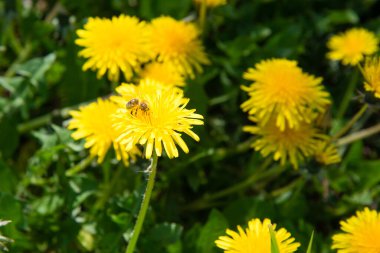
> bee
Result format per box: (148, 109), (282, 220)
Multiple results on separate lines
(126, 98), (149, 114)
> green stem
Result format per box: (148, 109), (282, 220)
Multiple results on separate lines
(332, 103), (368, 140)
(270, 177), (303, 197)
(184, 160), (285, 211)
(17, 103), (86, 134)
(337, 122), (380, 146)
(336, 70), (359, 120)
(126, 154), (158, 253)
(94, 163), (125, 210)
(65, 156), (94, 176)
(207, 158), (274, 200)
(198, 0), (207, 33)
(17, 113), (54, 133)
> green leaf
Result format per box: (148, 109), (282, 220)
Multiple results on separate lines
(0, 161), (18, 193)
(146, 222), (183, 245)
(269, 225), (280, 253)
(306, 231), (315, 253)
(16, 53), (56, 87)
(30, 194), (64, 215)
(327, 9), (358, 24)
(196, 209), (228, 253)
(0, 114), (19, 158)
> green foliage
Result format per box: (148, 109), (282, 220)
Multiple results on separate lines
(0, 220), (14, 252)
(1, 0), (380, 252)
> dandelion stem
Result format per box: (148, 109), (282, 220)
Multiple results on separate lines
(198, 0), (207, 33)
(332, 103), (368, 140)
(65, 156), (94, 176)
(337, 122), (380, 146)
(126, 153), (158, 253)
(94, 164), (125, 211)
(336, 70), (359, 120)
(206, 158), (274, 200)
(17, 103), (84, 133)
(184, 160), (285, 211)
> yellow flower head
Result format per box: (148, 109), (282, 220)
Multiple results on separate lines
(327, 28), (378, 66)
(244, 117), (325, 169)
(193, 0), (227, 7)
(241, 59), (331, 131)
(75, 15), (149, 81)
(140, 61), (185, 88)
(68, 98), (140, 164)
(215, 218), (300, 253)
(314, 140), (341, 165)
(332, 207), (380, 253)
(362, 56), (380, 98)
(147, 16), (210, 79)
(112, 80), (204, 159)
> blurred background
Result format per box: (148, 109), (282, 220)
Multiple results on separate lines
(1, 0), (380, 252)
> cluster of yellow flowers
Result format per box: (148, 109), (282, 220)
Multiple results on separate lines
(76, 15), (210, 82)
(65, 8), (380, 253)
(69, 14), (209, 163)
(215, 207), (380, 253)
(327, 27), (380, 98)
(239, 26), (380, 169)
(240, 58), (340, 168)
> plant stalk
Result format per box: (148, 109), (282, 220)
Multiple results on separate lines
(337, 122), (380, 146)
(126, 153), (158, 253)
(199, 0), (207, 33)
(184, 159), (285, 211)
(65, 156), (94, 176)
(336, 70), (359, 120)
(332, 103), (368, 140)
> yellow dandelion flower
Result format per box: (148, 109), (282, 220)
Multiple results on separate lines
(362, 56), (380, 98)
(215, 218), (300, 253)
(244, 117), (325, 169)
(241, 59), (331, 131)
(140, 61), (185, 87)
(314, 140), (341, 165)
(147, 16), (210, 79)
(194, 0), (227, 7)
(327, 28), (378, 66)
(332, 207), (380, 253)
(68, 98), (140, 164)
(112, 80), (204, 159)
(75, 15), (149, 82)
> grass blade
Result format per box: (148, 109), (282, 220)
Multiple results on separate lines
(306, 231), (315, 253)
(269, 224), (280, 253)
